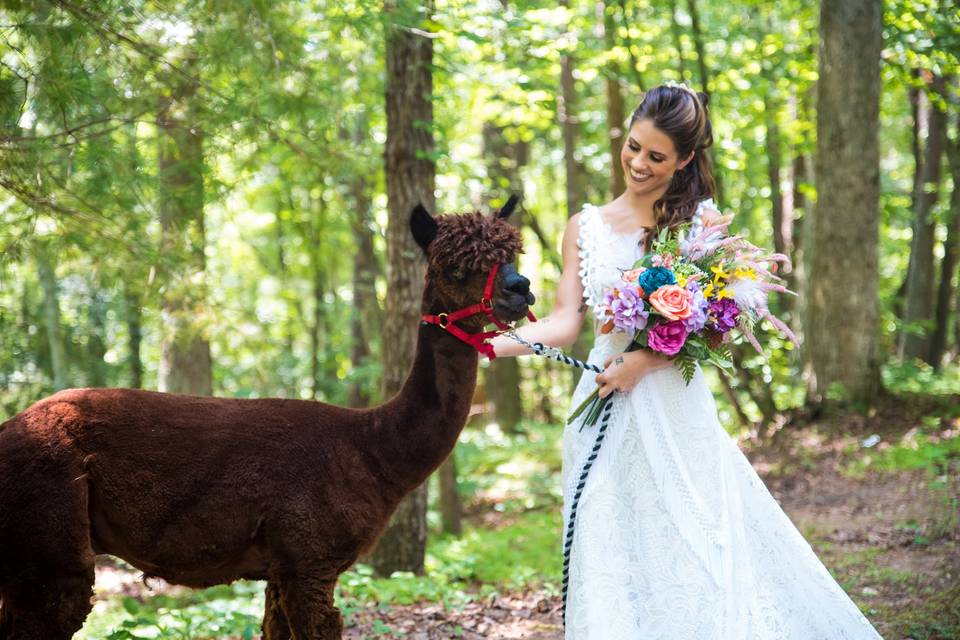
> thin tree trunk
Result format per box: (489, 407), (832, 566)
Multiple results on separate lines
(368, 1), (435, 577)
(156, 54), (211, 396)
(603, 1), (626, 199)
(668, 0), (688, 82)
(124, 284), (143, 389)
(86, 289), (108, 387)
(482, 122), (524, 433)
(930, 114), (960, 368)
(687, 0), (709, 96)
(805, 0), (882, 405)
(438, 453), (462, 536)
(901, 74), (948, 361)
(37, 245), (68, 390)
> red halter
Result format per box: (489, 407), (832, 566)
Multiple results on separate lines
(421, 263), (537, 360)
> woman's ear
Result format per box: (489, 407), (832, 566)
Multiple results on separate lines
(678, 150), (696, 171)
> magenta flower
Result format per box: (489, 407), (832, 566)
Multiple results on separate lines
(647, 319), (689, 356)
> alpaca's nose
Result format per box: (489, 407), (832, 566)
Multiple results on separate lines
(503, 271), (530, 296)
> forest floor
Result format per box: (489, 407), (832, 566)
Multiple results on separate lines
(91, 393), (959, 640)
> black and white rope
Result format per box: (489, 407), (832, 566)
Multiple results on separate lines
(502, 330), (603, 374)
(502, 330), (614, 625)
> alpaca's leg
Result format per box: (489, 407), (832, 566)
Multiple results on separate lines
(0, 567), (94, 640)
(262, 581), (293, 640)
(276, 574), (342, 640)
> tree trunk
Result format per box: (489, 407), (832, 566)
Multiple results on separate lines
(805, 0), (882, 405)
(36, 244), (68, 390)
(347, 165), (380, 406)
(156, 55), (211, 397)
(604, 1), (626, 199)
(367, 2), (435, 577)
(438, 453), (462, 536)
(901, 75), (948, 361)
(560, 1), (593, 389)
(482, 122), (525, 433)
(125, 284), (143, 389)
(687, 0), (709, 96)
(668, 0), (688, 82)
(930, 115), (960, 368)
(86, 289), (108, 387)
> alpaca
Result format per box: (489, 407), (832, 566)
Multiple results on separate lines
(0, 199), (534, 640)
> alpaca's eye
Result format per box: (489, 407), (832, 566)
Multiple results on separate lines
(451, 266), (468, 281)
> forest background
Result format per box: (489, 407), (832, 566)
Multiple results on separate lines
(1, 0), (958, 638)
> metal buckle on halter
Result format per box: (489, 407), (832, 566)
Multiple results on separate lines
(437, 313), (449, 328)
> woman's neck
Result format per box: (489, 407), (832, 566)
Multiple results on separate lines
(613, 187), (669, 229)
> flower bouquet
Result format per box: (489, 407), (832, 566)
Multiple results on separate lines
(568, 209), (798, 428)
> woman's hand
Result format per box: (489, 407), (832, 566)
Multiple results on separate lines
(595, 349), (673, 398)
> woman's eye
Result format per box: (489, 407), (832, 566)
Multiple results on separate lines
(651, 156), (664, 163)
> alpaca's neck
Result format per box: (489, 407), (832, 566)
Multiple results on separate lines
(371, 322), (478, 497)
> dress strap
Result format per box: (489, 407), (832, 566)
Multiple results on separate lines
(576, 204), (603, 313)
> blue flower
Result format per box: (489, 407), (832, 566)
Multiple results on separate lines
(637, 267), (677, 296)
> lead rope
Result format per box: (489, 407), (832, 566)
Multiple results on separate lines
(502, 330), (614, 626)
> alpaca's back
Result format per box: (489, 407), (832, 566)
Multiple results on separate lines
(0, 388), (391, 589)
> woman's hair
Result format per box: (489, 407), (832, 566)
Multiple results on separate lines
(629, 83), (717, 248)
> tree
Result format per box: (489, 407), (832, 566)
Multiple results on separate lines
(366, 1), (435, 577)
(805, 0), (882, 404)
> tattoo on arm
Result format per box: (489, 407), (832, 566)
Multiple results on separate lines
(578, 303), (588, 314)
(615, 356), (624, 365)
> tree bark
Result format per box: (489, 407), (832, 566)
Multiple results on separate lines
(367, 2), (435, 577)
(347, 127), (381, 407)
(156, 55), (211, 397)
(482, 122), (525, 433)
(930, 113), (960, 368)
(603, 1), (626, 199)
(901, 74), (948, 361)
(438, 452), (462, 536)
(36, 244), (68, 390)
(124, 284), (143, 389)
(806, 0), (882, 405)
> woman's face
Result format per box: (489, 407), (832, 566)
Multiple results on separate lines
(620, 118), (694, 198)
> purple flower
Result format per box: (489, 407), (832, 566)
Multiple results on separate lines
(683, 281), (709, 333)
(647, 319), (688, 356)
(708, 298), (740, 333)
(603, 286), (649, 333)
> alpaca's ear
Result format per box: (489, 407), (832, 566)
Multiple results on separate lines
(410, 203), (438, 252)
(497, 194), (520, 219)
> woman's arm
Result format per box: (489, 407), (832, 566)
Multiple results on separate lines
(489, 213), (589, 357)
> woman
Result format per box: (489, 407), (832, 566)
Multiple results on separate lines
(489, 83), (882, 639)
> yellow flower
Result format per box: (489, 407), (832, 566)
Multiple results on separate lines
(677, 274), (688, 287)
(710, 265), (730, 280)
(734, 267), (758, 280)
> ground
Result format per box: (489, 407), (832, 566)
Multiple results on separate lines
(89, 394), (959, 639)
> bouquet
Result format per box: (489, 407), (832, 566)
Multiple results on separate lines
(568, 208), (798, 427)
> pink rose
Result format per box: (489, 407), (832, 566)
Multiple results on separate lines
(648, 284), (693, 320)
(647, 320), (688, 356)
(622, 268), (644, 283)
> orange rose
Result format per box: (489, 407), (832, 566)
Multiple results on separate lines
(648, 284), (693, 320)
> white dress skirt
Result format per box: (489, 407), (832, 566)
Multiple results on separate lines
(561, 201), (883, 639)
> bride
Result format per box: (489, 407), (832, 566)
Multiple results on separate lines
(489, 83), (883, 639)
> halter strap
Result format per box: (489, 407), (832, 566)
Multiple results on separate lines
(421, 263), (537, 359)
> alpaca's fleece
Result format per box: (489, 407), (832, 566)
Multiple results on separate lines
(429, 211), (523, 272)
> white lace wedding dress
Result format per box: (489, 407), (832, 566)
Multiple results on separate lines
(562, 200), (883, 639)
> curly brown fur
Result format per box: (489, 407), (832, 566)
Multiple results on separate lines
(428, 211), (523, 272)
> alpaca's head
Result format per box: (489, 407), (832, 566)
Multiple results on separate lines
(410, 198), (535, 330)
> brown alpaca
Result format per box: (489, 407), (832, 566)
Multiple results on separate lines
(0, 201), (534, 639)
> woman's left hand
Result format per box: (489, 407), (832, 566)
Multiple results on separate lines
(595, 349), (672, 399)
